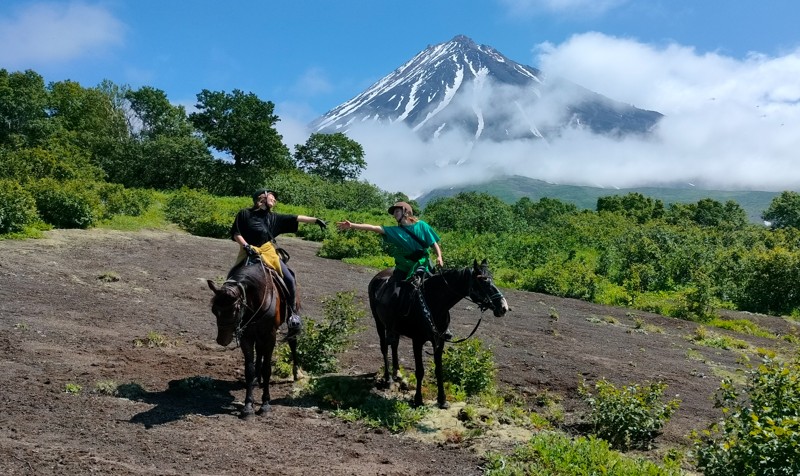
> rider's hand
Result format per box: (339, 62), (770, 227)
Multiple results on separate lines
(315, 218), (328, 230)
(244, 244), (258, 257)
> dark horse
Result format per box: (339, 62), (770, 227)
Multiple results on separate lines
(368, 259), (509, 408)
(207, 262), (298, 418)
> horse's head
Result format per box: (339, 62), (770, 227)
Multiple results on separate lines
(468, 259), (509, 317)
(207, 279), (245, 346)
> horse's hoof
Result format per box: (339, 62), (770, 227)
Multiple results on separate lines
(240, 404), (255, 419)
(256, 403), (271, 415)
(438, 401), (450, 410)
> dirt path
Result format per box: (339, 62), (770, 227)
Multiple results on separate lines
(0, 229), (796, 475)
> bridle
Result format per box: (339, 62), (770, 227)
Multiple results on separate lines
(217, 263), (270, 346)
(427, 265), (505, 344)
(439, 266), (503, 313)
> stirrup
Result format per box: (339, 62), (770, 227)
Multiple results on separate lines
(288, 313), (301, 330)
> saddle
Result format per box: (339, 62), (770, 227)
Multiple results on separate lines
(376, 270), (429, 316)
(230, 256), (295, 321)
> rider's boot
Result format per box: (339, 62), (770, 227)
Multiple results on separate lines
(287, 309), (301, 338)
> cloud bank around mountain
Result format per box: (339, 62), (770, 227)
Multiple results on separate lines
(286, 32), (800, 197)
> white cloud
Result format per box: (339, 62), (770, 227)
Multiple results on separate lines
(275, 32), (800, 196)
(292, 67), (333, 97)
(0, 1), (124, 66)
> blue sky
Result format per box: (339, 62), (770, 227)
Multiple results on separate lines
(3, 0), (800, 195)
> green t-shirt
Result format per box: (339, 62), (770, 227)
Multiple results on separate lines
(382, 220), (440, 275)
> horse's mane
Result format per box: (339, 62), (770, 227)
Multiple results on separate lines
(229, 262), (272, 289)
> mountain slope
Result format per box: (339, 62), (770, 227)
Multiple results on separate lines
(311, 35), (662, 142)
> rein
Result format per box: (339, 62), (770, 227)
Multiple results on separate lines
(426, 267), (501, 344)
(223, 261), (271, 346)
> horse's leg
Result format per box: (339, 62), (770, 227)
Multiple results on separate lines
(289, 336), (298, 381)
(372, 310), (392, 386)
(256, 331), (276, 415)
(390, 332), (400, 382)
(412, 338), (425, 407)
(241, 339), (257, 418)
(433, 341), (449, 409)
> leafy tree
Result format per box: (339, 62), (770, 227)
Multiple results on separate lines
(0, 69), (51, 146)
(424, 192), (514, 234)
(597, 192), (664, 224)
(763, 190), (800, 229)
(512, 196), (577, 228)
(189, 89), (292, 195)
(47, 79), (132, 182)
(122, 86), (214, 190)
(294, 132), (366, 182)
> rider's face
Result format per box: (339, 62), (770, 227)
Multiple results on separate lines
(258, 192), (277, 209)
(393, 208), (405, 222)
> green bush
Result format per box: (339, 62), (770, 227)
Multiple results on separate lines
(99, 184), (154, 218)
(693, 357), (800, 476)
(484, 431), (683, 476)
(441, 338), (496, 397)
(277, 291), (364, 376)
(579, 379), (680, 451)
(319, 229), (383, 259)
(0, 179), (38, 234)
(163, 187), (216, 230)
(30, 178), (100, 229)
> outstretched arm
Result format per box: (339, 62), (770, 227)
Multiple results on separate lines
(298, 215), (327, 230)
(336, 220), (385, 234)
(432, 242), (443, 267)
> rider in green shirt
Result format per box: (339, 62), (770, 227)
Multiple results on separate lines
(337, 201), (450, 339)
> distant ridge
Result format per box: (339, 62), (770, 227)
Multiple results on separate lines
(416, 175), (778, 223)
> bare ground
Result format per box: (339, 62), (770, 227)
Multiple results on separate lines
(1, 228), (797, 475)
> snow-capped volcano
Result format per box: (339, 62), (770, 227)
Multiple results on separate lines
(311, 35), (662, 142)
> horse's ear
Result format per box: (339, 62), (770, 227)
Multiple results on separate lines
(207, 279), (219, 293)
(473, 259), (479, 268)
(481, 258), (489, 266)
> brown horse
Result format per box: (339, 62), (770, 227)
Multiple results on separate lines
(207, 262), (298, 418)
(368, 259), (509, 408)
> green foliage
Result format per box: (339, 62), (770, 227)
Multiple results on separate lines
(294, 132), (366, 182)
(484, 431), (683, 476)
(279, 291), (364, 375)
(579, 379), (680, 451)
(693, 357), (800, 476)
(267, 170), (392, 211)
(163, 187), (220, 235)
(597, 192), (664, 224)
(512, 196), (578, 229)
(424, 192), (515, 234)
(0, 179), (38, 234)
(319, 227), (384, 259)
(441, 339), (497, 396)
(763, 190), (800, 229)
(0, 69), (52, 147)
(189, 88), (292, 196)
(736, 245), (800, 315)
(98, 185), (154, 218)
(304, 374), (428, 433)
(29, 178), (100, 229)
